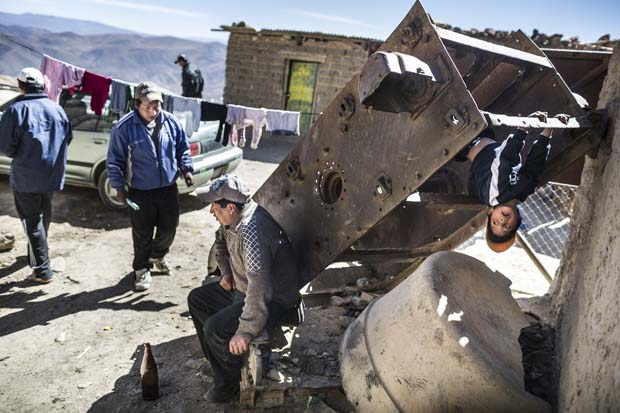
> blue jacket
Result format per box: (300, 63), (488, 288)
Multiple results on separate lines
(0, 93), (72, 193)
(107, 110), (193, 191)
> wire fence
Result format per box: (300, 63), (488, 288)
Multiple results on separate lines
(518, 183), (577, 259)
(459, 182), (577, 277)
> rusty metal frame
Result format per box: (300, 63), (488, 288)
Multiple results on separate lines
(254, 0), (600, 284)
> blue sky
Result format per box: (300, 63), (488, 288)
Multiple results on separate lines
(1, 0), (618, 43)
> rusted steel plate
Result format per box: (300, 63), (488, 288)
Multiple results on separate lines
(254, 0), (590, 283)
(254, 1), (486, 283)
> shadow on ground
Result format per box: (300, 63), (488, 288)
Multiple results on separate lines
(0, 273), (177, 337)
(0, 176), (206, 231)
(241, 134), (299, 164)
(87, 336), (234, 413)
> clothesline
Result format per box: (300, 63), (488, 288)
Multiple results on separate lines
(4, 35), (301, 149)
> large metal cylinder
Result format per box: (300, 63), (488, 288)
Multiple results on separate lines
(339, 251), (550, 412)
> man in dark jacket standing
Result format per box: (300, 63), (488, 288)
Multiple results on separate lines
(107, 82), (194, 291)
(174, 54), (204, 98)
(187, 175), (302, 403)
(0, 67), (72, 283)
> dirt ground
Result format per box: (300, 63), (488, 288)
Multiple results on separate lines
(0, 136), (551, 412)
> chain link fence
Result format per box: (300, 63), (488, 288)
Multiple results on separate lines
(458, 182), (577, 279)
(518, 183), (577, 260)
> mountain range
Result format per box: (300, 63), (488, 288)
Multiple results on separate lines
(0, 12), (226, 100)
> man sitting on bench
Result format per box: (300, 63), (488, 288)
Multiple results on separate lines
(188, 175), (302, 403)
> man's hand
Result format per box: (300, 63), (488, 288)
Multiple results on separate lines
(116, 189), (126, 205)
(219, 273), (235, 291)
(229, 333), (251, 355)
(184, 172), (194, 187)
(528, 111), (548, 123)
(554, 113), (570, 125)
(542, 114), (570, 138)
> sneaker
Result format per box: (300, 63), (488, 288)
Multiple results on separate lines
(149, 257), (170, 274)
(134, 268), (151, 291)
(203, 386), (239, 403)
(26, 272), (53, 284)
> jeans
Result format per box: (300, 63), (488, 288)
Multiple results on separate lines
(128, 184), (179, 271)
(13, 191), (53, 279)
(187, 282), (290, 394)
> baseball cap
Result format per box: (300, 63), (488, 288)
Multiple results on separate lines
(174, 54), (187, 64)
(196, 175), (251, 204)
(135, 82), (163, 103)
(17, 67), (44, 86)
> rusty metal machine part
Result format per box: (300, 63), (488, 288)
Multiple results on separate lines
(253, 0), (605, 286)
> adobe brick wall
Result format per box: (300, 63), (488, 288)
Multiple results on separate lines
(549, 47), (620, 412)
(223, 30), (372, 117)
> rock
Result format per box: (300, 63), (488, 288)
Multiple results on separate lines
(330, 295), (352, 306)
(355, 277), (370, 289)
(77, 382), (91, 389)
(300, 356), (325, 376)
(55, 332), (67, 343)
(184, 358), (203, 370)
(360, 291), (378, 302)
(266, 368), (284, 382)
(304, 348), (318, 357)
(103, 326), (112, 331)
(0, 232), (15, 252)
(269, 353), (280, 363)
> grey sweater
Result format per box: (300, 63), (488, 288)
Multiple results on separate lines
(213, 200), (301, 337)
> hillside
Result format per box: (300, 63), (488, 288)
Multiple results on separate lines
(0, 25), (226, 100)
(0, 11), (134, 35)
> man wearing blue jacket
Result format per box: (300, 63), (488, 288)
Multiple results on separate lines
(0, 67), (73, 284)
(107, 82), (194, 290)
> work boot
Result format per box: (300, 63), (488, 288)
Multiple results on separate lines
(134, 268), (152, 291)
(203, 385), (239, 403)
(26, 272), (53, 284)
(149, 257), (170, 274)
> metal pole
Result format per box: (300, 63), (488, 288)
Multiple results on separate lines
(516, 232), (553, 284)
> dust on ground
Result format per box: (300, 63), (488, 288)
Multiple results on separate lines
(0, 135), (552, 412)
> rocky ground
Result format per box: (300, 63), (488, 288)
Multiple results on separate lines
(0, 136), (554, 412)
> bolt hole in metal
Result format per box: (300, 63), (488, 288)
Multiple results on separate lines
(319, 171), (344, 204)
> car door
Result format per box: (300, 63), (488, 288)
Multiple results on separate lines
(62, 92), (113, 186)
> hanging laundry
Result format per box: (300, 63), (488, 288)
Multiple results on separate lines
(266, 109), (301, 136)
(40, 54), (85, 103)
(170, 95), (201, 135)
(162, 93), (175, 113)
(78, 71), (112, 116)
(200, 102), (228, 143)
(110, 79), (134, 114)
(226, 104), (251, 148)
(245, 107), (267, 149)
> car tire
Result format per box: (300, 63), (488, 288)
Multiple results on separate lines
(97, 169), (127, 210)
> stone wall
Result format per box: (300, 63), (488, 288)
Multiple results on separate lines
(223, 29), (373, 117)
(549, 47), (620, 411)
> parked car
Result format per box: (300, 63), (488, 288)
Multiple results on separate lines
(0, 90), (243, 210)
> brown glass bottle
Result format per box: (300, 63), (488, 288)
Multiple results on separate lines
(140, 342), (160, 400)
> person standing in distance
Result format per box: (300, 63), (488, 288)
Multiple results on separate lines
(0, 67), (73, 283)
(174, 54), (204, 98)
(106, 82), (194, 291)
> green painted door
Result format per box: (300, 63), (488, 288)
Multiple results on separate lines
(285, 61), (318, 134)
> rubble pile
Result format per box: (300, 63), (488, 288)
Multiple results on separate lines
(435, 22), (618, 51)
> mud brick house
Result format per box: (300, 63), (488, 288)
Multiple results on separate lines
(218, 24), (381, 133)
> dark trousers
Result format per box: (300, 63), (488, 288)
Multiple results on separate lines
(187, 282), (289, 394)
(128, 184), (179, 271)
(13, 191), (53, 278)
